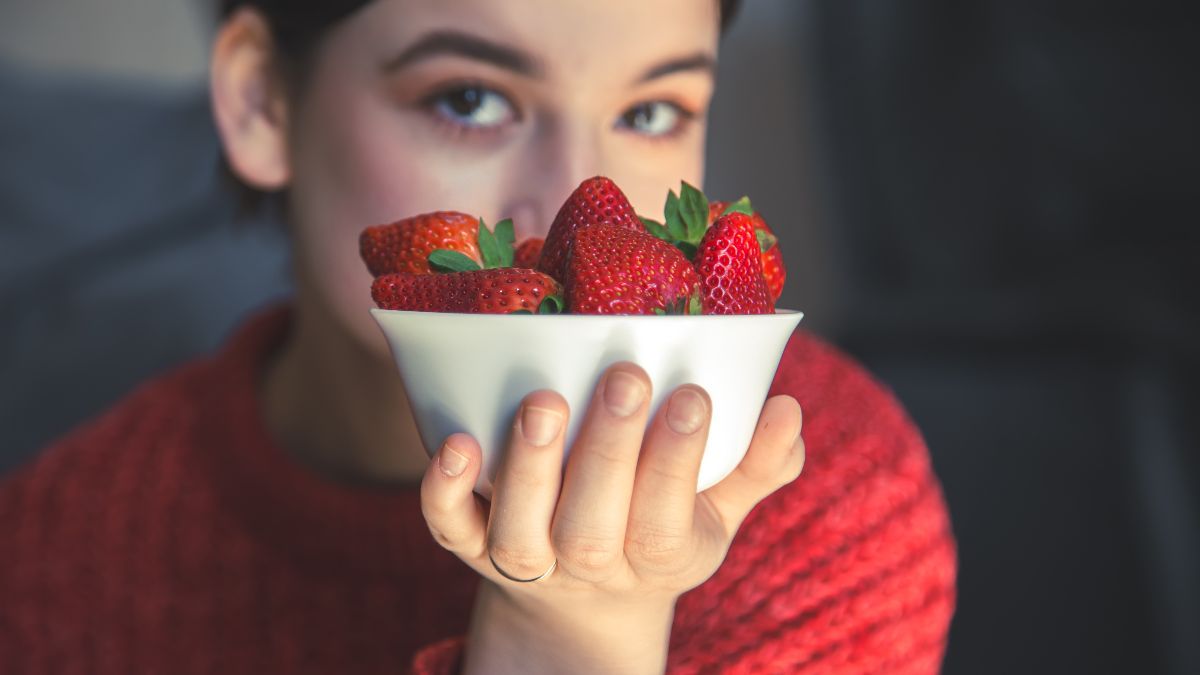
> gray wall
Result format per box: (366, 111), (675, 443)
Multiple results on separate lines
(0, 0), (210, 84)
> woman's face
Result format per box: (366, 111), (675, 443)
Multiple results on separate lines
(279, 0), (720, 351)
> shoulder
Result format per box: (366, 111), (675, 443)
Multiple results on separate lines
(772, 330), (917, 440)
(766, 330), (942, 498)
(4, 354), (212, 480)
(0, 307), (286, 521)
(669, 330), (957, 672)
(0, 357), (215, 578)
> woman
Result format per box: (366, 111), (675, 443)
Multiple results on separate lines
(0, 0), (956, 672)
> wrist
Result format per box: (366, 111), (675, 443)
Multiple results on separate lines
(461, 581), (677, 675)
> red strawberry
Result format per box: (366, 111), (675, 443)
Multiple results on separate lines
(538, 176), (643, 282)
(565, 223), (701, 315)
(371, 269), (563, 314)
(513, 237), (544, 269)
(709, 200), (786, 302)
(360, 211), (481, 276)
(695, 212), (773, 314)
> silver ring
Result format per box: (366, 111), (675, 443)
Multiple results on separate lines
(489, 551), (558, 583)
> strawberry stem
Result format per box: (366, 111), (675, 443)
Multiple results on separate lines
(537, 295), (564, 314)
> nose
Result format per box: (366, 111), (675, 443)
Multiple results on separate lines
(498, 116), (607, 241)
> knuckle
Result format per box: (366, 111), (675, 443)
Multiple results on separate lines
(427, 524), (459, 550)
(585, 441), (637, 470)
(627, 523), (690, 566)
(643, 461), (695, 492)
(782, 439), (806, 484)
(488, 542), (549, 576)
(553, 532), (621, 571)
(420, 499), (454, 531)
(795, 445), (807, 475)
(502, 463), (552, 491)
(742, 435), (805, 488)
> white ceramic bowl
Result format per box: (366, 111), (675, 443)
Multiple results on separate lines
(371, 309), (804, 499)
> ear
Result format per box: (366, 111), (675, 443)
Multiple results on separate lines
(210, 8), (291, 190)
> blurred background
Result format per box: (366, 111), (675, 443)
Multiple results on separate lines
(1, 1), (1196, 673)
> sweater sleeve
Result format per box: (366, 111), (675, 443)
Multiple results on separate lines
(666, 333), (958, 674)
(410, 636), (466, 675)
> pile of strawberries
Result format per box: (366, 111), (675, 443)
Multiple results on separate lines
(361, 176), (785, 315)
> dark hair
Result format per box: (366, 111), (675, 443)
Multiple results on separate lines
(220, 1), (744, 55)
(219, 0), (744, 214)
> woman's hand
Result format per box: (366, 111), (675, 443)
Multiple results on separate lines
(419, 362), (805, 675)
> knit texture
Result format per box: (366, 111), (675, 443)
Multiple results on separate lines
(0, 307), (956, 674)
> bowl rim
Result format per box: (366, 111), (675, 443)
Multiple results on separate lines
(370, 308), (804, 319)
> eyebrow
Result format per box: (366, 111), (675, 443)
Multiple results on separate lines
(382, 29), (715, 85)
(636, 53), (716, 84)
(382, 30), (544, 77)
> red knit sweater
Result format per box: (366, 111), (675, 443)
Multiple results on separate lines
(0, 308), (956, 674)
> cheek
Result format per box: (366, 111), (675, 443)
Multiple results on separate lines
(284, 86), (451, 352)
(282, 84), (525, 353)
(610, 135), (707, 221)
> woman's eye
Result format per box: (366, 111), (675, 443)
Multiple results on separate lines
(617, 101), (690, 137)
(429, 85), (515, 129)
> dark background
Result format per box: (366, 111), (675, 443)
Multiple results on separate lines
(2, 2), (1196, 673)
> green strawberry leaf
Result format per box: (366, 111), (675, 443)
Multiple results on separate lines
(493, 218), (516, 267)
(510, 309), (533, 314)
(679, 181), (709, 243)
(428, 249), (482, 273)
(476, 219), (503, 269)
(664, 190), (680, 224)
(687, 291), (704, 315)
(652, 307), (667, 316)
(756, 228), (777, 253)
(640, 217), (672, 241)
(674, 240), (698, 260)
(664, 190), (687, 242)
(538, 295), (564, 314)
(722, 196), (754, 216)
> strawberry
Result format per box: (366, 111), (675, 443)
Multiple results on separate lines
(513, 237), (544, 269)
(371, 269), (563, 314)
(565, 222), (701, 315)
(708, 198), (786, 303)
(538, 176), (643, 282)
(425, 218), (516, 273)
(359, 211), (481, 276)
(694, 212), (773, 314)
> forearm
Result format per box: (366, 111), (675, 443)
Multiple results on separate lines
(461, 583), (676, 675)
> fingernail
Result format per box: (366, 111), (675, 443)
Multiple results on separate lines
(439, 442), (469, 477)
(604, 370), (645, 417)
(667, 388), (707, 435)
(521, 406), (563, 447)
